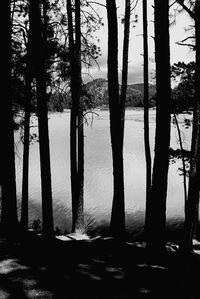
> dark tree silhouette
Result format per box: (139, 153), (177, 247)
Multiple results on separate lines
(106, 0), (131, 238)
(21, 0), (35, 235)
(67, 0), (84, 232)
(143, 0), (152, 239)
(1, 0), (19, 238)
(120, 0), (131, 144)
(33, 0), (54, 238)
(181, 0), (200, 251)
(146, 0), (171, 253)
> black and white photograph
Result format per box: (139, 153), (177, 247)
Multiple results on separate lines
(1, 0), (200, 298)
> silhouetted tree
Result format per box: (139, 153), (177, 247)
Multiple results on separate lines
(21, 0), (34, 235)
(146, 0), (171, 253)
(120, 0), (131, 143)
(67, 0), (84, 232)
(181, 0), (200, 251)
(106, 0), (126, 238)
(34, 0), (54, 238)
(1, 0), (19, 238)
(143, 0), (152, 239)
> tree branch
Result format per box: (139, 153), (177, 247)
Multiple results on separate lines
(176, 0), (195, 19)
(176, 41), (195, 48)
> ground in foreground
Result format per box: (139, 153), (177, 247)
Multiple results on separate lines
(0, 234), (200, 298)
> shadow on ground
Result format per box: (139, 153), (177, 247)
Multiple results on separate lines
(0, 235), (200, 298)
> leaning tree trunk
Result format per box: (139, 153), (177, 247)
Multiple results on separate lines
(143, 0), (152, 239)
(181, 0), (200, 252)
(106, 0), (125, 238)
(1, 0), (19, 238)
(34, 0), (54, 238)
(146, 0), (171, 254)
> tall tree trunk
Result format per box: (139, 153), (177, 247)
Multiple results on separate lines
(75, 0), (84, 232)
(21, 62), (31, 235)
(34, 0), (54, 238)
(120, 0), (131, 144)
(181, 0), (200, 251)
(143, 0), (152, 239)
(67, 0), (84, 232)
(106, 0), (125, 238)
(173, 113), (188, 214)
(21, 1), (35, 234)
(66, 0), (78, 232)
(146, 0), (171, 253)
(1, 0), (19, 238)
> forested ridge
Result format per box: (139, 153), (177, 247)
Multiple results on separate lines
(48, 79), (157, 110)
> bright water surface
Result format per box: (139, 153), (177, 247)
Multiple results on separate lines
(15, 109), (192, 235)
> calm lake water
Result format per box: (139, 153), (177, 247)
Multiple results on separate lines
(15, 109), (192, 235)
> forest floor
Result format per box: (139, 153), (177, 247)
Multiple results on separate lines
(0, 233), (200, 299)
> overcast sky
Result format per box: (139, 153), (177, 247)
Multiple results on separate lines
(82, 0), (195, 84)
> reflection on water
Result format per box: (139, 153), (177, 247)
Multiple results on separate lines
(15, 109), (192, 235)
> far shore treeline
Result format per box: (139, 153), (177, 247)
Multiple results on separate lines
(14, 62), (196, 113)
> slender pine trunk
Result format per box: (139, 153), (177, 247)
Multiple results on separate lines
(75, 0), (84, 232)
(173, 113), (188, 214)
(21, 0), (35, 233)
(143, 0), (152, 239)
(67, 0), (84, 232)
(120, 0), (131, 145)
(146, 0), (171, 254)
(66, 0), (78, 232)
(21, 68), (31, 234)
(106, 0), (125, 238)
(34, 0), (54, 238)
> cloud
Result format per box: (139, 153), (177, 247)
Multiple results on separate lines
(82, 63), (144, 85)
(82, 57), (156, 85)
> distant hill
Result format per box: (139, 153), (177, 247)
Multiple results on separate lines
(83, 79), (156, 108)
(128, 83), (156, 98)
(48, 79), (156, 111)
